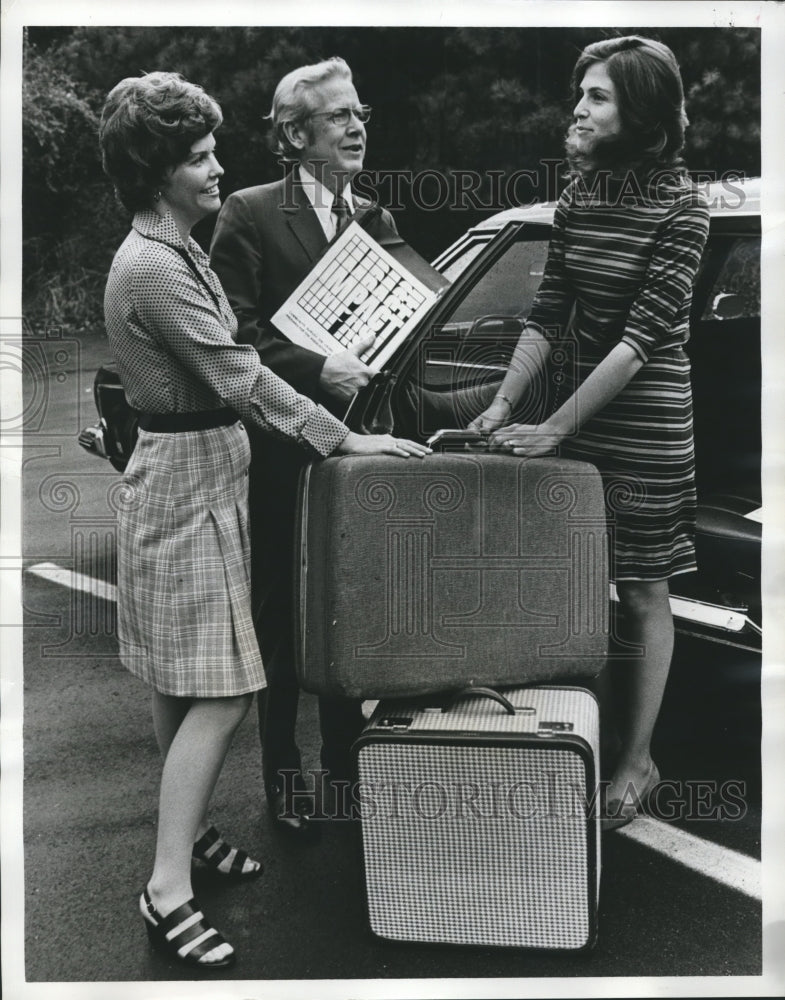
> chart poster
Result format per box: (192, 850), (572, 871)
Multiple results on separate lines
(271, 222), (442, 371)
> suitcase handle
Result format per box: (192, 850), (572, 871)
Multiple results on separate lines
(426, 429), (491, 452)
(441, 686), (516, 715)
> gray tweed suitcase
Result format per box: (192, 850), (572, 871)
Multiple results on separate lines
(353, 685), (601, 950)
(295, 453), (609, 699)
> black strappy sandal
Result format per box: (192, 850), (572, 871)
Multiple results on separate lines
(140, 888), (236, 970)
(192, 825), (263, 880)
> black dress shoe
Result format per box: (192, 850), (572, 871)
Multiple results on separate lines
(265, 782), (320, 843)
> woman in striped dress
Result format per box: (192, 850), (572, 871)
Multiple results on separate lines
(470, 36), (710, 830)
(99, 71), (429, 971)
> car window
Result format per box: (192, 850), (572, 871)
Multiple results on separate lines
(688, 231), (761, 500)
(439, 240), (490, 282)
(700, 236), (760, 321)
(445, 238), (550, 324)
(391, 229), (554, 435)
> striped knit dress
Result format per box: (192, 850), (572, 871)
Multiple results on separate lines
(527, 174), (710, 581)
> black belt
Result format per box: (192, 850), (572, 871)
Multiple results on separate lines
(137, 408), (238, 432)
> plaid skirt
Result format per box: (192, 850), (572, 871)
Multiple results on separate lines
(115, 421), (266, 697)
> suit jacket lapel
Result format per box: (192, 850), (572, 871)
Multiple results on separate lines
(282, 172), (328, 264)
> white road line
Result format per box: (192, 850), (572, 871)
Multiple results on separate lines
(25, 561), (763, 902)
(26, 562), (117, 604)
(618, 816), (761, 900)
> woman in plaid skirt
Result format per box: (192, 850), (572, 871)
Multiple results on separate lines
(99, 71), (429, 972)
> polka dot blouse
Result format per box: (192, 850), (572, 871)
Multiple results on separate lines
(103, 209), (349, 457)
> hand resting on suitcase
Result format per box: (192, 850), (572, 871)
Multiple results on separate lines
(336, 430), (432, 458)
(487, 422), (563, 457)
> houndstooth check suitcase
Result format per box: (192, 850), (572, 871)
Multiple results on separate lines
(353, 685), (601, 951)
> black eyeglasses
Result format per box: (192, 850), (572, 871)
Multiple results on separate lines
(308, 105), (372, 127)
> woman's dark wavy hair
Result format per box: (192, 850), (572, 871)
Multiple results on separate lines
(566, 35), (689, 180)
(99, 71), (223, 213)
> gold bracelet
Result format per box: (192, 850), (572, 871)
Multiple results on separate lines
(495, 393), (514, 410)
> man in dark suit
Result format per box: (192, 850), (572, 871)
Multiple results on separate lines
(210, 56), (397, 840)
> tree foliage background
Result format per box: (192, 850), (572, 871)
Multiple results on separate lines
(22, 25), (761, 333)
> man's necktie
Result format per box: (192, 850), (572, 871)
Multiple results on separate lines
(332, 194), (351, 236)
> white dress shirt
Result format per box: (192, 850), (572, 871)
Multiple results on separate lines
(298, 164), (355, 240)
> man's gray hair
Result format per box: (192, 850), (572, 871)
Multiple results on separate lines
(267, 56), (353, 159)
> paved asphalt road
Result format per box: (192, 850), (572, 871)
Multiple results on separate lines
(4, 332), (778, 997)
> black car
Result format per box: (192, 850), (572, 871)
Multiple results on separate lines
(347, 176), (762, 654)
(80, 177), (762, 654)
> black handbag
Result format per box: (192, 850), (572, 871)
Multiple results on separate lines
(78, 362), (139, 472)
